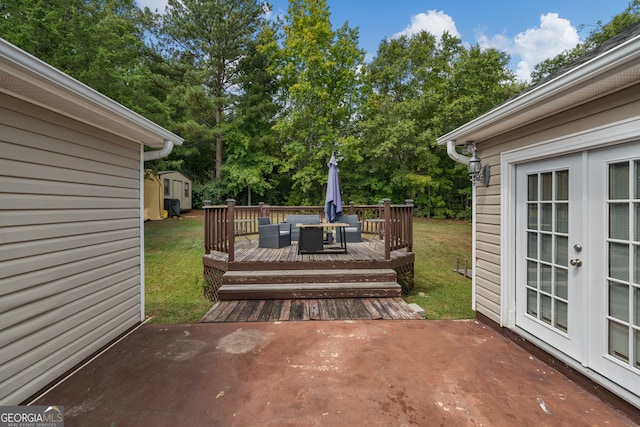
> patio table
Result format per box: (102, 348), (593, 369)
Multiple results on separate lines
(297, 222), (348, 254)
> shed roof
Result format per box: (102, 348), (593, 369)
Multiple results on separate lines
(437, 22), (640, 146)
(0, 38), (183, 149)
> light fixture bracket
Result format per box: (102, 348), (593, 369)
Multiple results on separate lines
(466, 145), (490, 187)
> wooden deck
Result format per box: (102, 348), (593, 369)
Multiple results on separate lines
(204, 239), (413, 270)
(203, 239), (415, 302)
(200, 297), (424, 322)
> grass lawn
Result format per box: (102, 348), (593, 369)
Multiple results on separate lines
(405, 219), (474, 320)
(144, 214), (473, 323)
(144, 214), (211, 323)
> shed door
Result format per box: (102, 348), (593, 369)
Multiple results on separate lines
(515, 154), (584, 361)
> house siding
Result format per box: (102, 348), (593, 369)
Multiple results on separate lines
(472, 89), (640, 323)
(0, 95), (142, 404)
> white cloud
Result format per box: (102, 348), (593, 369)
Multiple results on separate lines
(394, 10), (461, 42)
(478, 13), (580, 82)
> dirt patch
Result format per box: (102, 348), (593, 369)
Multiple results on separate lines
(182, 209), (205, 218)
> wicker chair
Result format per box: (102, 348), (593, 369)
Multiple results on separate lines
(336, 214), (362, 242)
(258, 217), (292, 248)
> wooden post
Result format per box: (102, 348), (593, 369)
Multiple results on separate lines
(404, 199), (413, 253)
(381, 198), (391, 260)
(227, 199), (235, 262)
(204, 206), (210, 253)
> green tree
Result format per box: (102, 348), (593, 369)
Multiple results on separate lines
(0, 0), (156, 109)
(222, 21), (283, 205)
(531, 0), (640, 83)
(274, 0), (365, 205)
(360, 31), (519, 217)
(158, 0), (266, 181)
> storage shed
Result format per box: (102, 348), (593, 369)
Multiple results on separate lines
(438, 23), (640, 410)
(144, 171), (164, 221)
(157, 170), (192, 211)
(0, 38), (183, 404)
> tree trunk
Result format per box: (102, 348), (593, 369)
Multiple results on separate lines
(215, 106), (222, 179)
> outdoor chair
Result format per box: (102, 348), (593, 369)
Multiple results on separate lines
(336, 214), (362, 242)
(258, 217), (292, 248)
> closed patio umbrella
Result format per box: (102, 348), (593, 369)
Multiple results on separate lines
(324, 153), (343, 223)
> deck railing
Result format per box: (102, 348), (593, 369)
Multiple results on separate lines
(204, 199), (413, 261)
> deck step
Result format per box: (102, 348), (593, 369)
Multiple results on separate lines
(221, 268), (397, 285)
(218, 282), (402, 300)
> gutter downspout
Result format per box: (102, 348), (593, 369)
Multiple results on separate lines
(144, 139), (175, 161)
(445, 140), (477, 312)
(140, 139), (175, 321)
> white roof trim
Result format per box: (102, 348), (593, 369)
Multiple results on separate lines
(0, 38), (183, 149)
(437, 30), (640, 146)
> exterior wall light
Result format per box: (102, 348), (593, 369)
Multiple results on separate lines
(467, 147), (490, 186)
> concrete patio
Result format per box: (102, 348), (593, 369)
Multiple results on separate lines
(33, 319), (638, 426)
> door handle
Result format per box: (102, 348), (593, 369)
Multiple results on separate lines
(570, 258), (582, 267)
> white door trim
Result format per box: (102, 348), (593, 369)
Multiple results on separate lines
(501, 117), (640, 328)
(499, 117), (640, 407)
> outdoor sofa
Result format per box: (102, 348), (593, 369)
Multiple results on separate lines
(285, 214), (321, 241)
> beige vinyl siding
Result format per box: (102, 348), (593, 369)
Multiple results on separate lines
(472, 90), (640, 323)
(0, 98), (142, 404)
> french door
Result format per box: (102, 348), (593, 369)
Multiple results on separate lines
(516, 154), (584, 361)
(587, 144), (640, 397)
(515, 144), (640, 398)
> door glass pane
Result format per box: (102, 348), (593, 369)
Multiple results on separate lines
(556, 203), (568, 233)
(610, 162), (629, 200)
(609, 282), (629, 321)
(609, 203), (629, 240)
(527, 261), (538, 287)
(541, 295), (552, 324)
(636, 245), (640, 284)
(635, 161), (640, 199)
(556, 170), (569, 200)
(528, 204), (538, 230)
(541, 234), (552, 262)
(555, 301), (568, 332)
(609, 320), (629, 362)
(527, 232), (537, 258)
(527, 289), (538, 316)
(523, 167), (572, 335)
(635, 287), (640, 326)
(541, 203), (552, 231)
(528, 174), (538, 201)
(540, 264), (552, 293)
(635, 330), (640, 368)
(609, 242), (630, 281)
(555, 235), (568, 266)
(555, 268), (568, 299)
(541, 173), (553, 201)
(635, 203), (640, 241)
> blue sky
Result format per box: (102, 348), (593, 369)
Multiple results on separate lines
(136, 0), (632, 81)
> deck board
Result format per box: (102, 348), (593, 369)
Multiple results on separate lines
(206, 240), (411, 266)
(201, 297), (423, 322)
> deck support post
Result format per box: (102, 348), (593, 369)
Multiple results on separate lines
(380, 198), (391, 260)
(227, 199), (235, 262)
